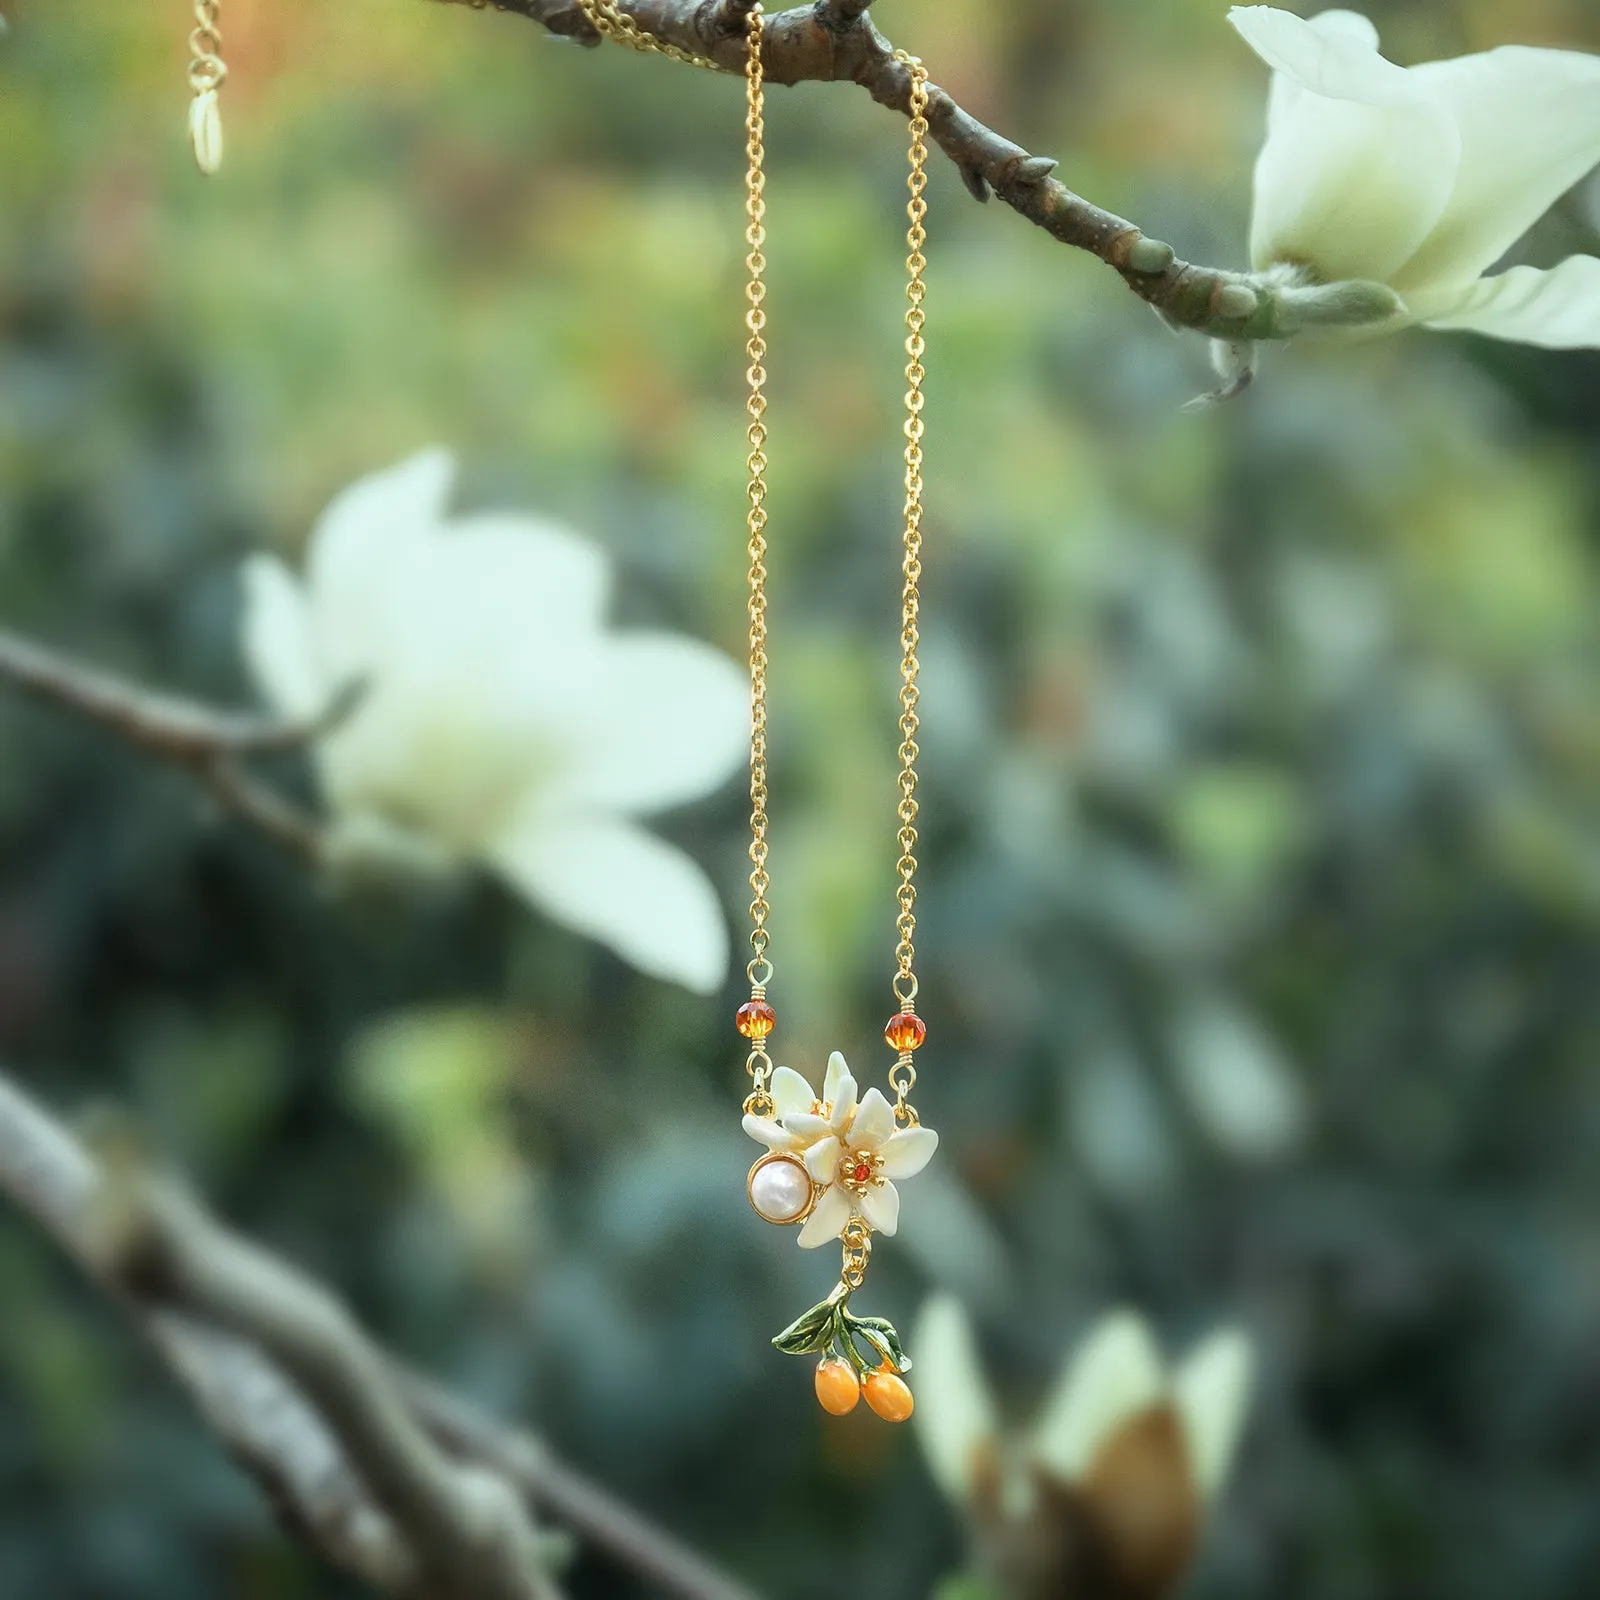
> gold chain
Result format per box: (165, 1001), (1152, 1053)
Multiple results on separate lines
(887, 52), (929, 1123)
(739, 6), (775, 1117)
(727, 36), (935, 1140)
(188, 0), (226, 93)
(187, 0), (227, 175)
(744, 5), (772, 994)
(569, 0), (718, 71)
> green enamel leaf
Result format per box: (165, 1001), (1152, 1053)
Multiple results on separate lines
(844, 1311), (911, 1373)
(771, 1298), (838, 1356)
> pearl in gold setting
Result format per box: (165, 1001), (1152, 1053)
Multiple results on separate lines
(748, 1153), (815, 1225)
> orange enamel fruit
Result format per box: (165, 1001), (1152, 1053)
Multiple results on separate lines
(814, 1359), (861, 1415)
(863, 1366), (914, 1422)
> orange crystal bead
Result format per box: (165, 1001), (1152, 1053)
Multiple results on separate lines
(735, 999), (776, 1040)
(884, 1011), (927, 1051)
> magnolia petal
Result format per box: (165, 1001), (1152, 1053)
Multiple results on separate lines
(856, 1178), (901, 1236)
(486, 815), (727, 993)
(911, 1294), (1001, 1506)
(1173, 1329), (1256, 1503)
(769, 1066), (817, 1120)
(805, 1140), (841, 1183)
(1397, 46), (1600, 291)
(782, 1112), (835, 1143)
(553, 636), (747, 817)
(849, 1088), (897, 1151)
(879, 1125), (939, 1180)
(824, 1052), (858, 1129)
(1231, 6), (1459, 283)
(240, 556), (324, 721)
(797, 1184), (851, 1249)
(308, 448), (455, 653)
(743, 1114), (801, 1152)
(1032, 1311), (1166, 1483)
(447, 513), (609, 636)
(1412, 255), (1600, 348)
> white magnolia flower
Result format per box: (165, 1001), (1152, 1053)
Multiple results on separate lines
(242, 449), (746, 994)
(1233, 6), (1600, 347)
(742, 1051), (938, 1247)
(913, 1297), (1253, 1593)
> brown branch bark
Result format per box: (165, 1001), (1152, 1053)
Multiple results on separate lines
(0, 1067), (761, 1600)
(0, 625), (343, 864)
(438, 0), (1287, 341)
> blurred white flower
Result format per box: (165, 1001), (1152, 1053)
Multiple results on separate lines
(914, 1297), (1253, 1599)
(242, 449), (746, 994)
(742, 1050), (938, 1247)
(1232, 6), (1600, 347)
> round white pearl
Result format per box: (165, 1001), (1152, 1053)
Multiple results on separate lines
(750, 1157), (813, 1223)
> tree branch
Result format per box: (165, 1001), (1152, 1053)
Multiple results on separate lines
(0, 1066), (760, 1600)
(438, 0), (1287, 341)
(0, 625), (345, 865)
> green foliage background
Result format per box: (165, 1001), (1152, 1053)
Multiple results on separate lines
(2, 0), (1599, 1595)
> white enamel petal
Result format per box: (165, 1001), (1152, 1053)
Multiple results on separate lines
(1173, 1329), (1256, 1503)
(1231, 6), (1460, 282)
(553, 636), (748, 817)
(240, 555), (325, 721)
(878, 1125), (939, 1180)
(849, 1088), (897, 1151)
(796, 1183), (851, 1249)
(769, 1066), (817, 1120)
(783, 1113), (835, 1144)
(1032, 1311), (1166, 1483)
(911, 1295), (1000, 1506)
(1411, 256), (1600, 348)
(856, 1179), (900, 1236)
(804, 1139), (841, 1183)
(743, 1114), (801, 1151)
(825, 1053), (858, 1129)
(486, 815), (728, 993)
(1397, 46), (1600, 290)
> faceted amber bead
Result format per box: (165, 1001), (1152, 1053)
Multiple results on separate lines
(884, 1011), (927, 1051)
(736, 999), (776, 1040)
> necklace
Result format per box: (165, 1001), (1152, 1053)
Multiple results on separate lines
(571, 1), (939, 1424)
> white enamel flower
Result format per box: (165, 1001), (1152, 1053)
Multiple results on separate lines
(242, 449), (747, 994)
(743, 1051), (938, 1247)
(1232, 6), (1600, 347)
(913, 1297), (1253, 1590)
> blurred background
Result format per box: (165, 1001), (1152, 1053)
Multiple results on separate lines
(3, 0), (1600, 1595)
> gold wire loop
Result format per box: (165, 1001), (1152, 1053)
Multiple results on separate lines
(569, 0), (720, 70)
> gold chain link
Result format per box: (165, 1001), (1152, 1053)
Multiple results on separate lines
(841, 1217), (873, 1292)
(188, 0), (227, 93)
(569, 0), (719, 71)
